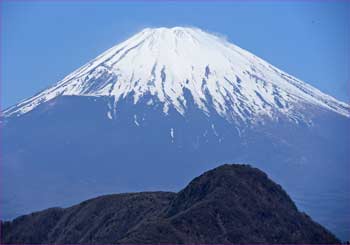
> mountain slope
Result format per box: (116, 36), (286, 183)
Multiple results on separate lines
(1, 164), (340, 244)
(1, 27), (349, 240)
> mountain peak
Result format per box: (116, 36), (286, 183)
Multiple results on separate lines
(4, 26), (349, 121)
(141, 26), (200, 32)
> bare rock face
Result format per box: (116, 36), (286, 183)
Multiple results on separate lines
(1, 164), (340, 244)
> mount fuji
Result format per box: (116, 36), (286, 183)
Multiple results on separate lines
(2, 27), (349, 240)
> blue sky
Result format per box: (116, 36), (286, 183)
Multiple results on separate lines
(1, 1), (349, 109)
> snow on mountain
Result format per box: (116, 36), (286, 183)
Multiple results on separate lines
(4, 27), (349, 122)
(2, 27), (350, 241)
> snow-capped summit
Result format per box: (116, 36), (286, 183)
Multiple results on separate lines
(2, 27), (350, 240)
(4, 27), (349, 121)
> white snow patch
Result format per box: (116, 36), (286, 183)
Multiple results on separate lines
(236, 127), (241, 137)
(211, 124), (218, 137)
(107, 111), (113, 120)
(134, 114), (140, 126)
(170, 127), (174, 142)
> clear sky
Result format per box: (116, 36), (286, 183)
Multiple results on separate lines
(1, 1), (349, 109)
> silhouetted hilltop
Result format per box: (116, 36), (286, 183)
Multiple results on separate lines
(1, 164), (340, 244)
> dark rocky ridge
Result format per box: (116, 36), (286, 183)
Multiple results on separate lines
(1, 164), (340, 244)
